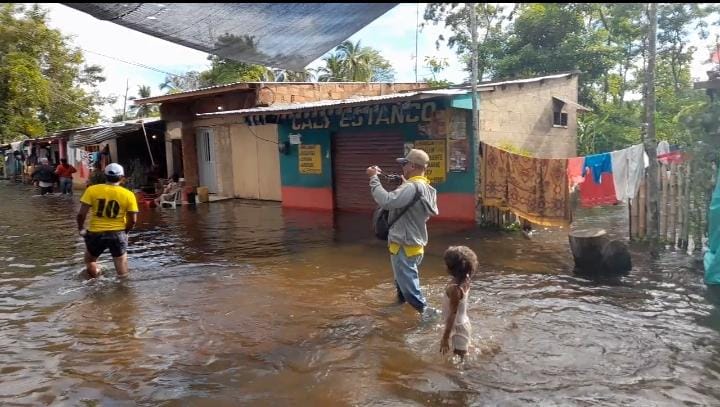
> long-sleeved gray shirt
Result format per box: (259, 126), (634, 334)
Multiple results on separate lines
(370, 175), (439, 246)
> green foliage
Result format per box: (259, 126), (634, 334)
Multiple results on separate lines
(316, 40), (395, 82)
(0, 3), (107, 142)
(128, 85), (159, 119)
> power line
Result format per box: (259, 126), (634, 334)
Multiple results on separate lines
(78, 47), (192, 79)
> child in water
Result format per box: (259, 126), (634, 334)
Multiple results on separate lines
(440, 245), (478, 361)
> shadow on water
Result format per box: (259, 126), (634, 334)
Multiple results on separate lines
(1, 183), (720, 405)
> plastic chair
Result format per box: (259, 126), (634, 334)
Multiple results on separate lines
(159, 189), (182, 208)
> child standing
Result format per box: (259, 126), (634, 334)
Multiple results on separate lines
(440, 246), (478, 361)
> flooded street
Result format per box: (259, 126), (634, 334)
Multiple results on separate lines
(2, 182), (720, 406)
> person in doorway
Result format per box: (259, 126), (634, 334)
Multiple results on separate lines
(55, 158), (77, 195)
(76, 163), (139, 279)
(440, 246), (478, 362)
(31, 157), (56, 195)
(154, 174), (182, 207)
(366, 148), (440, 319)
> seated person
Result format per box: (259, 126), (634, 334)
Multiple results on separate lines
(154, 174), (181, 206)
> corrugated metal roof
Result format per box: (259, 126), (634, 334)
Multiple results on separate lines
(197, 90), (468, 117)
(61, 3), (398, 71)
(68, 119), (163, 148)
(455, 72), (579, 89)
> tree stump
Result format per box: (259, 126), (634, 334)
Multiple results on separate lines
(601, 240), (632, 275)
(569, 228), (610, 272)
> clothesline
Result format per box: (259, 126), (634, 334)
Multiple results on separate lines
(479, 140), (690, 226)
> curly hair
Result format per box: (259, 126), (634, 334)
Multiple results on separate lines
(443, 245), (478, 284)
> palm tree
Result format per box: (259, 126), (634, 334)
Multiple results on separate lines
(335, 40), (373, 81)
(315, 41), (394, 82)
(159, 71), (201, 94)
(317, 54), (346, 82)
(128, 85), (158, 118)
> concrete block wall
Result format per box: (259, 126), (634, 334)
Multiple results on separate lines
(479, 75), (579, 158)
(263, 83), (427, 105)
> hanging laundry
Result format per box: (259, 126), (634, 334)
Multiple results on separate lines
(657, 140), (670, 157)
(579, 168), (618, 208)
(611, 144), (645, 202)
(657, 150), (685, 165)
(482, 144), (570, 227)
(582, 153), (612, 184)
(567, 157), (586, 189)
(482, 143), (509, 207)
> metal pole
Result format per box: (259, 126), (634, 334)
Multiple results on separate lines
(140, 120), (156, 167)
(470, 3), (480, 212)
(122, 78), (129, 121)
(415, 3), (420, 83)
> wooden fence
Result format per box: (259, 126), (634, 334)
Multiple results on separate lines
(629, 161), (701, 248)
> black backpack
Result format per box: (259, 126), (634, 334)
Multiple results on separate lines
(373, 183), (421, 240)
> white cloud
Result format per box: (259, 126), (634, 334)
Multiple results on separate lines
(39, 3), (210, 120)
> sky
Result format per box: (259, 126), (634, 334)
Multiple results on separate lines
(37, 3), (720, 121)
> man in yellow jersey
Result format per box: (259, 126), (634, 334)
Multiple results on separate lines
(76, 163), (139, 279)
(367, 149), (439, 318)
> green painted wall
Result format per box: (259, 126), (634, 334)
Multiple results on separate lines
(277, 97), (476, 194)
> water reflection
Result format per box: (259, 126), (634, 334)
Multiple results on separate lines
(0, 183), (719, 405)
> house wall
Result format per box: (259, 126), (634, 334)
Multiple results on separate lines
(276, 99), (477, 221)
(479, 74), (579, 158)
(258, 83), (427, 105)
(163, 83), (429, 192)
(229, 123), (281, 201)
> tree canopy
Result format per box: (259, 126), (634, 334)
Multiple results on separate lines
(0, 3), (109, 143)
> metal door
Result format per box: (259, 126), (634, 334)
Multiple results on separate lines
(332, 132), (404, 211)
(196, 128), (218, 193)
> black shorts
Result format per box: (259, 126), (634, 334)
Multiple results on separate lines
(84, 231), (128, 258)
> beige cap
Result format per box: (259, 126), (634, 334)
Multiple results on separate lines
(396, 148), (430, 167)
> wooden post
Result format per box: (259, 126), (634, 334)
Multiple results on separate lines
(669, 162), (678, 247)
(630, 173), (641, 239)
(658, 164), (665, 239)
(661, 162), (670, 240)
(679, 162), (692, 250)
(639, 178), (647, 237)
(644, 3), (660, 239)
(680, 163), (691, 249)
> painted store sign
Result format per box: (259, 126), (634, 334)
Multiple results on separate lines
(290, 101), (440, 131)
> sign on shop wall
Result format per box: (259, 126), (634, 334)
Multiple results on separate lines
(299, 144), (322, 175)
(448, 110), (468, 172)
(290, 101), (440, 131)
(414, 140), (446, 184)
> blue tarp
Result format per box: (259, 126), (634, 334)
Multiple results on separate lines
(705, 165), (720, 284)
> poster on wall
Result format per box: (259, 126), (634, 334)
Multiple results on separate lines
(414, 139), (446, 184)
(299, 144), (322, 175)
(418, 109), (449, 140)
(448, 109), (468, 172)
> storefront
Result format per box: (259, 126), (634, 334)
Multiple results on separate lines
(270, 95), (477, 221)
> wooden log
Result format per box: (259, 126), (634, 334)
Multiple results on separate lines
(669, 162), (678, 247)
(601, 240), (632, 275)
(569, 228), (610, 271)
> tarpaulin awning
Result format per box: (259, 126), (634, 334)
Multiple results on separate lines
(61, 3), (398, 71)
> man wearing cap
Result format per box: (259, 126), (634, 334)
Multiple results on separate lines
(76, 163), (139, 279)
(367, 148), (440, 318)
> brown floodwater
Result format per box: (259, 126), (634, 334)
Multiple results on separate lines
(1, 182), (719, 406)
